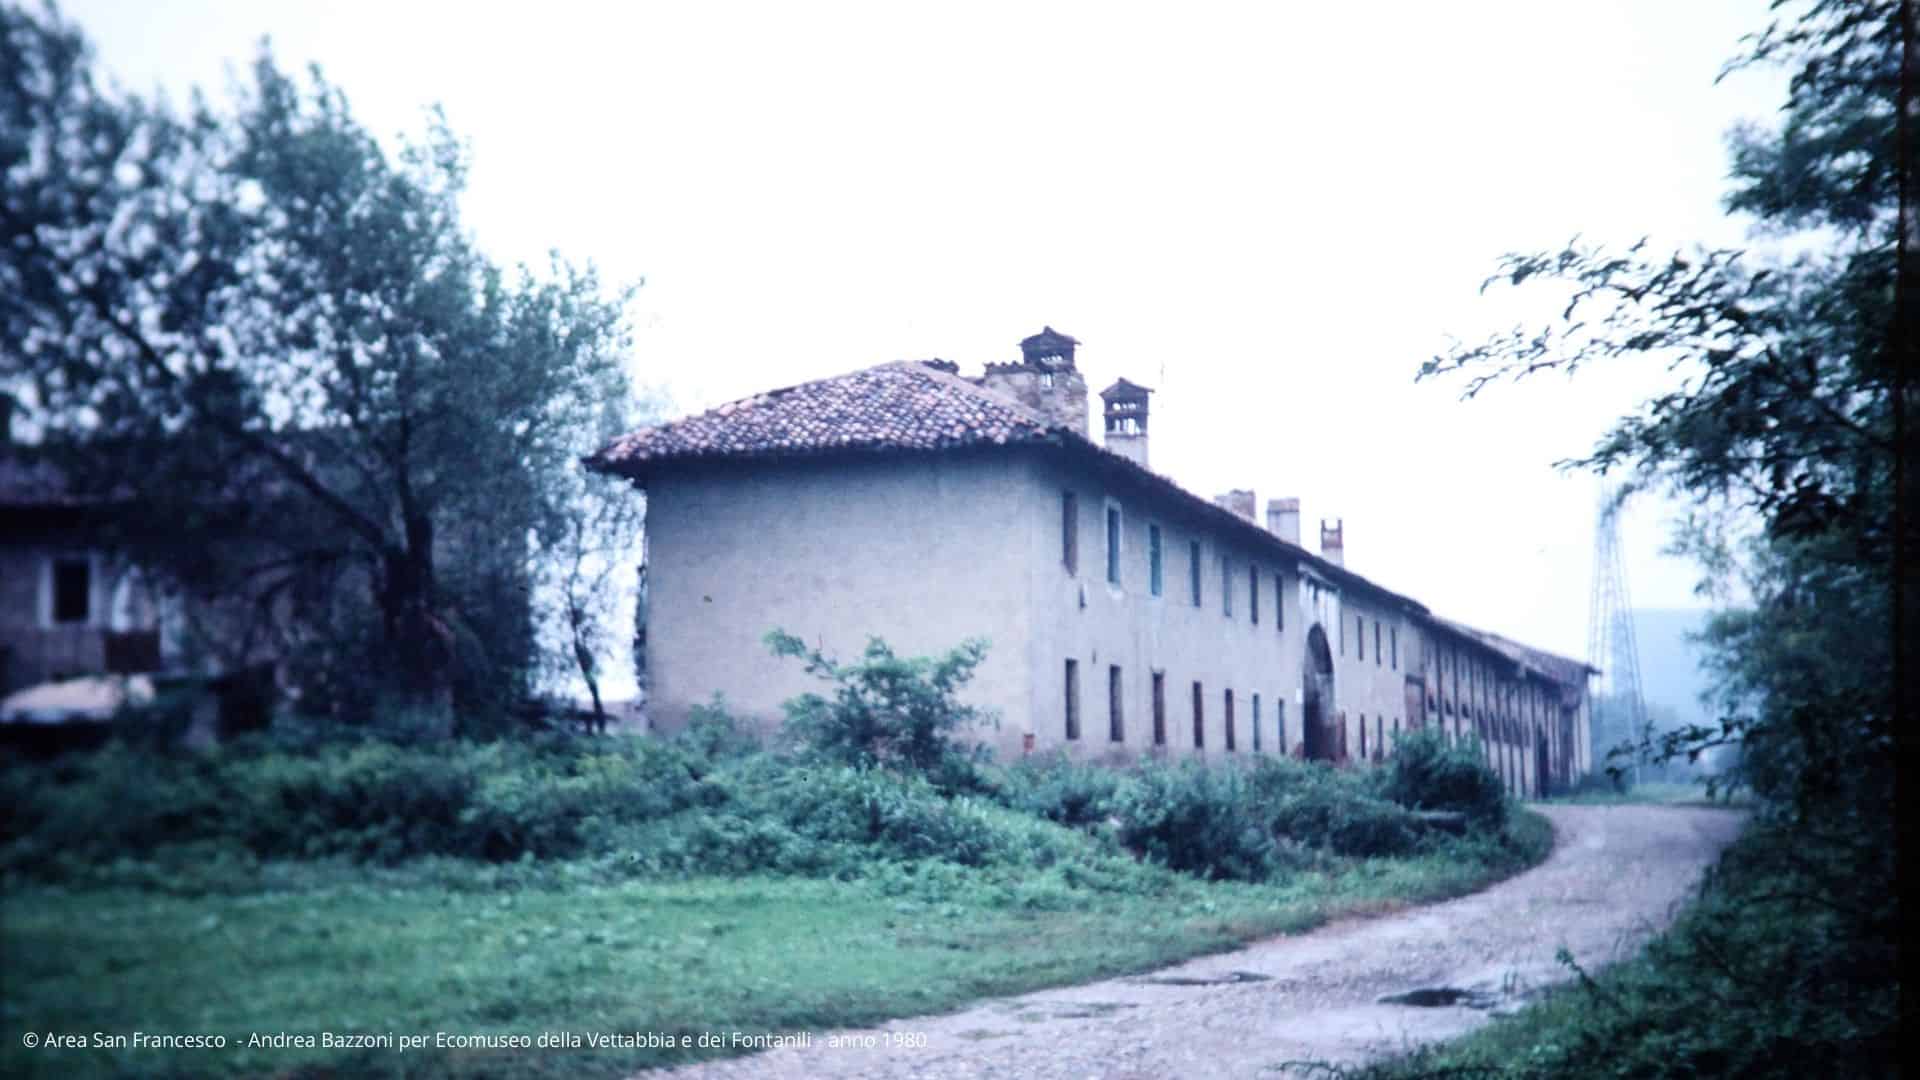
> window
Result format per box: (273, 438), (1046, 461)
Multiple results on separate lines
(1106, 506), (1122, 585)
(1148, 525), (1163, 596)
(1221, 556), (1232, 617)
(52, 558), (89, 624)
(1276, 699), (1287, 752)
(1249, 565), (1259, 625)
(1064, 659), (1081, 740)
(1377, 715), (1385, 760)
(1374, 620), (1382, 666)
(1356, 615), (1364, 660)
(1274, 573), (1284, 633)
(1152, 672), (1167, 745)
(1359, 713), (1367, 758)
(1109, 665), (1124, 742)
(1192, 681), (1205, 748)
(1390, 627), (1398, 670)
(1189, 541), (1203, 606)
(1224, 689), (1236, 751)
(1252, 693), (1262, 751)
(1061, 492), (1078, 573)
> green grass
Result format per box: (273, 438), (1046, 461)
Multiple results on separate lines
(1545, 778), (1748, 808)
(1, 811), (1551, 1079)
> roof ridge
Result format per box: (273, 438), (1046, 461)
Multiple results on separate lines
(880, 359), (1068, 432)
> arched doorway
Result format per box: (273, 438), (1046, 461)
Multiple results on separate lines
(1302, 624), (1336, 761)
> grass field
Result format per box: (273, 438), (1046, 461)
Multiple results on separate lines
(2, 811), (1550, 1079)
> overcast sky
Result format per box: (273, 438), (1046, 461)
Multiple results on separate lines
(59, 0), (1791, 690)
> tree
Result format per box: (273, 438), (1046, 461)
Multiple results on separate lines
(1416, 5), (1905, 1069)
(1421, 0), (1909, 816)
(535, 454), (645, 733)
(1, 4), (640, 730)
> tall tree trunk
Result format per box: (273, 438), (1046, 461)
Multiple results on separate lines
(380, 523), (453, 736)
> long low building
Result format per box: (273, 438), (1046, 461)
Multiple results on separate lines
(589, 327), (1594, 797)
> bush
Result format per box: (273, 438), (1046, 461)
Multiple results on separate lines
(989, 754), (1123, 827)
(1380, 729), (1508, 828)
(1110, 762), (1275, 881)
(0, 733), (723, 873)
(672, 697), (763, 765)
(765, 630), (996, 789)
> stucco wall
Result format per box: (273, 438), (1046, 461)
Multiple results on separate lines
(1020, 455), (1311, 763)
(639, 444), (1592, 790)
(1330, 594), (1425, 764)
(642, 453), (1034, 755)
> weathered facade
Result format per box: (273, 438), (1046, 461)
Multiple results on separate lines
(591, 329), (1593, 796)
(0, 458), (167, 695)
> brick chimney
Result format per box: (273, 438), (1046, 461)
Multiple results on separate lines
(1213, 489), (1256, 522)
(979, 326), (1089, 437)
(1266, 497), (1301, 545)
(1320, 518), (1345, 567)
(1099, 378), (1153, 468)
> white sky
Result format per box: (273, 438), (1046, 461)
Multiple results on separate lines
(60, 0), (1791, 681)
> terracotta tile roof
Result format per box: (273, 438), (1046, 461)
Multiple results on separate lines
(588, 358), (1434, 612)
(587, 360), (1076, 477)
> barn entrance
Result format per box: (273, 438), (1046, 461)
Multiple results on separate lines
(1302, 624), (1336, 761)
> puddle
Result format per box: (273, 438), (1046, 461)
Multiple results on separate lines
(1132, 970), (1273, 987)
(1377, 986), (1501, 1009)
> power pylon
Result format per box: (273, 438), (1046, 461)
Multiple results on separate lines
(1586, 485), (1650, 783)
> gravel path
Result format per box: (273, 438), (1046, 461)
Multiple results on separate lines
(646, 804), (1745, 1079)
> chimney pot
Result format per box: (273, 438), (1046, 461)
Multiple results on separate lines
(1320, 518), (1345, 567)
(1266, 497), (1301, 545)
(1099, 377), (1154, 469)
(1213, 489), (1256, 523)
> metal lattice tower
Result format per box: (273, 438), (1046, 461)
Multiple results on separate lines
(1586, 485), (1651, 781)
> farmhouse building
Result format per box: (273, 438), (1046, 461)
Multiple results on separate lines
(0, 455), (167, 695)
(589, 328), (1594, 796)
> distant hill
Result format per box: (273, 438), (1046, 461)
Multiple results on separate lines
(1627, 607), (1717, 728)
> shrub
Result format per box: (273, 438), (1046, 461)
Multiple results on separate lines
(990, 754), (1123, 827)
(1110, 762), (1275, 881)
(1242, 756), (1425, 858)
(0, 733), (724, 872)
(765, 630), (996, 788)
(672, 697), (763, 766)
(1380, 729), (1508, 828)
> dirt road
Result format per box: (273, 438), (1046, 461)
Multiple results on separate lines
(649, 804), (1745, 1079)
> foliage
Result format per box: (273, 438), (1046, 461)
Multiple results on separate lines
(0, 735), (720, 873)
(766, 630), (996, 787)
(1255, 762), (1425, 859)
(990, 752), (1124, 827)
(671, 696), (764, 764)
(1, 4), (644, 727)
(1419, 0), (1904, 815)
(1379, 729), (1509, 829)
(1395, 1), (1905, 1074)
(1109, 761), (1278, 880)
